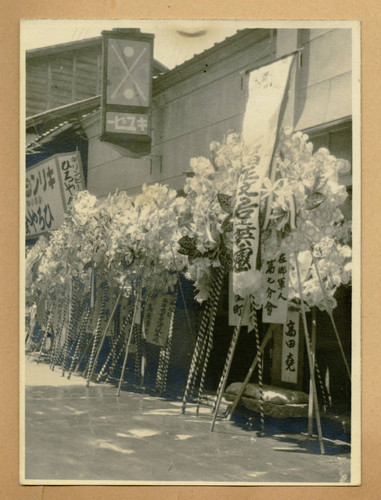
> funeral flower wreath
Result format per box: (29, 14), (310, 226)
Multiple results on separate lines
(179, 129), (352, 311)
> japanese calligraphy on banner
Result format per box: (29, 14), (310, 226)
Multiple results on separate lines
(281, 310), (300, 384)
(262, 252), (290, 324)
(228, 273), (249, 326)
(232, 55), (294, 298)
(144, 292), (177, 347)
(25, 152), (85, 238)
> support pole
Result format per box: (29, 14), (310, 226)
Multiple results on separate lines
(116, 289), (140, 397)
(196, 266), (225, 415)
(86, 291), (122, 387)
(312, 253), (351, 381)
(295, 254), (325, 455)
(308, 307), (317, 437)
(210, 297), (248, 432)
(181, 299), (212, 414)
(225, 325), (273, 421)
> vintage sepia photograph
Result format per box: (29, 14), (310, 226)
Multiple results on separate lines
(20, 19), (360, 485)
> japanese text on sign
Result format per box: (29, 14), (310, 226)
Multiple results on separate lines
(228, 272), (249, 326)
(106, 112), (149, 135)
(262, 252), (289, 324)
(281, 310), (300, 384)
(144, 292), (177, 347)
(25, 152), (85, 238)
(232, 157), (261, 298)
(58, 154), (84, 206)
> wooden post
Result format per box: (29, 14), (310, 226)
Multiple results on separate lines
(295, 254), (325, 455)
(312, 254), (351, 381)
(181, 299), (212, 414)
(308, 307), (317, 436)
(116, 289), (140, 397)
(196, 266), (225, 415)
(140, 314), (147, 391)
(225, 325), (273, 421)
(210, 297), (248, 432)
(86, 291), (122, 386)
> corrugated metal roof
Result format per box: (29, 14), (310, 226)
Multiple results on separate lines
(26, 108), (100, 151)
(26, 96), (100, 131)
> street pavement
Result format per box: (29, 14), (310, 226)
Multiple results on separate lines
(23, 358), (351, 484)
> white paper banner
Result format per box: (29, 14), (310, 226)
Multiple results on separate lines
(262, 252), (290, 324)
(233, 55), (294, 298)
(281, 310), (300, 384)
(144, 292), (177, 347)
(228, 272), (249, 326)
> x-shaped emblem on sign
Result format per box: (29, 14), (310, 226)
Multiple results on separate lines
(110, 42), (148, 103)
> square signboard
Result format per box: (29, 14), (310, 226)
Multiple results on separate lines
(101, 29), (154, 152)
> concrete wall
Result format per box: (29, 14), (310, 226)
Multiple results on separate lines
(294, 28), (352, 130)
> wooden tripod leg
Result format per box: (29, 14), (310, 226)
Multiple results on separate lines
(225, 325), (273, 421)
(295, 255), (325, 455)
(196, 266), (225, 416)
(210, 298), (248, 432)
(86, 292), (122, 387)
(312, 254), (351, 381)
(116, 290), (140, 397)
(308, 307), (317, 437)
(181, 300), (211, 414)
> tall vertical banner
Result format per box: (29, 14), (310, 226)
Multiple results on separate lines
(232, 56), (295, 298)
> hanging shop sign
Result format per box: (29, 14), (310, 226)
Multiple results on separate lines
(144, 292), (177, 347)
(25, 151), (85, 238)
(101, 29), (154, 154)
(232, 55), (295, 298)
(281, 310), (300, 384)
(262, 252), (290, 324)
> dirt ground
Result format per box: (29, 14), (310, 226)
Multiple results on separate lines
(22, 357), (351, 485)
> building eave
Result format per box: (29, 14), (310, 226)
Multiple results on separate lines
(153, 28), (272, 93)
(26, 36), (169, 74)
(26, 96), (101, 132)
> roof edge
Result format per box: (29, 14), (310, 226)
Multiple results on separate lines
(153, 28), (271, 92)
(26, 35), (169, 73)
(26, 96), (100, 131)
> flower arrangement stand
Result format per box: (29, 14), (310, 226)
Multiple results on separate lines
(84, 282), (109, 382)
(155, 296), (177, 395)
(195, 266), (225, 415)
(116, 288), (141, 397)
(225, 324), (274, 421)
(295, 254), (325, 454)
(181, 267), (224, 414)
(210, 297), (248, 431)
(86, 290), (123, 386)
